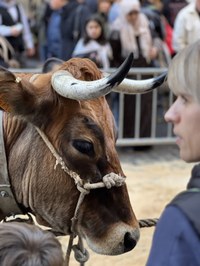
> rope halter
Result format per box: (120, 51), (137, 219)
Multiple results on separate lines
(35, 126), (126, 265)
(34, 126), (159, 266)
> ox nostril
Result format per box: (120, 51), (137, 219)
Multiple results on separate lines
(124, 232), (137, 252)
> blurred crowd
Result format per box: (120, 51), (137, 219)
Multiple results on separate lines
(0, 0), (199, 144)
(0, 0), (199, 70)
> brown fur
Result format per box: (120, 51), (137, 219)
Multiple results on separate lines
(0, 58), (139, 255)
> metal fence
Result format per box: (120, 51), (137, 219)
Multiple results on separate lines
(11, 67), (175, 147)
(107, 67), (175, 147)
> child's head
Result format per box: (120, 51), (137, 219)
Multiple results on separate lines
(0, 222), (64, 266)
(120, 0), (141, 25)
(84, 15), (106, 44)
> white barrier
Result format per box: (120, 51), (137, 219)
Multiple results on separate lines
(107, 68), (175, 146)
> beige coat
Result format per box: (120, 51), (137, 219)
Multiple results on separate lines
(173, 2), (200, 52)
(110, 0), (153, 61)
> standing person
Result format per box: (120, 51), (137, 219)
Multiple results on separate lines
(60, 0), (91, 60)
(0, 222), (64, 266)
(95, 0), (113, 38)
(109, 0), (158, 67)
(109, 0), (157, 142)
(173, 0), (200, 53)
(146, 40), (200, 266)
(141, 0), (165, 42)
(85, 0), (98, 13)
(72, 14), (113, 70)
(35, 0), (51, 61)
(46, 0), (68, 59)
(162, 0), (188, 27)
(108, 0), (121, 23)
(0, 0), (35, 67)
(17, 0), (44, 41)
(141, 0), (172, 67)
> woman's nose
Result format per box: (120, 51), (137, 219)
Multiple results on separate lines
(164, 104), (178, 123)
(164, 108), (172, 123)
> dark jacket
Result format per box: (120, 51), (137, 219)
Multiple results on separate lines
(146, 164), (200, 266)
(47, 10), (62, 58)
(60, 0), (91, 60)
(0, 5), (24, 52)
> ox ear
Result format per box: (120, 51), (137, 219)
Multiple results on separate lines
(0, 67), (47, 120)
(0, 68), (35, 115)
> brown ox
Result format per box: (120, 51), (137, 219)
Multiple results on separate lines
(0, 55), (165, 255)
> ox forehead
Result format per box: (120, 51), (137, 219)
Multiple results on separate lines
(67, 116), (107, 147)
(0, 56), (166, 256)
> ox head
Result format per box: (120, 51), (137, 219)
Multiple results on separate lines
(0, 55), (166, 255)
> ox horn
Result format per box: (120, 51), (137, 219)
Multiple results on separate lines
(51, 53), (167, 100)
(113, 71), (167, 94)
(51, 53), (134, 100)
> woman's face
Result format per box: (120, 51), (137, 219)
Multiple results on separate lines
(165, 94), (200, 162)
(126, 10), (139, 25)
(86, 20), (102, 40)
(98, 1), (111, 14)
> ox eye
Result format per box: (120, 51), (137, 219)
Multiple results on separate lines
(72, 140), (94, 157)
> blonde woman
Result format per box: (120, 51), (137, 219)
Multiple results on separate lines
(146, 40), (200, 265)
(109, 0), (157, 141)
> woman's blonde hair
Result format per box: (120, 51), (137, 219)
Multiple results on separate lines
(168, 40), (200, 103)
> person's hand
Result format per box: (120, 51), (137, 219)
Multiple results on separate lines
(11, 26), (22, 37)
(26, 47), (35, 57)
(11, 23), (23, 37)
(149, 46), (158, 60)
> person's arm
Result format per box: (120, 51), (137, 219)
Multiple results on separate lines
(172, 12), (187, 53)
(99, 44), (112, 70)
(72, 39), (84, 57)
(18, 4), (35, 55)
(0, 25), (13, 36)
(0, 16), (22, 37)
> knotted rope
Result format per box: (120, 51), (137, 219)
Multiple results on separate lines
(64, 172), (126, 266)
(35, 127), (126, 266)
(35, 126), (159, 265)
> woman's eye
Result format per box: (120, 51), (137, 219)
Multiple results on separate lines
(72, 140), (94, 157)
(180, 95), (188, 103)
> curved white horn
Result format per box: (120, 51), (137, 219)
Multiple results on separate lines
(51, 53), (133, 100)
(113, 71), (167, 94)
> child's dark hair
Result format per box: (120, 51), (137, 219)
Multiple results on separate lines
(83, 15), (107, 45)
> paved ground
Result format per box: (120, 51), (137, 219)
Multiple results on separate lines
(117, 144), (180, 165)
(59, 144), (195, 266)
